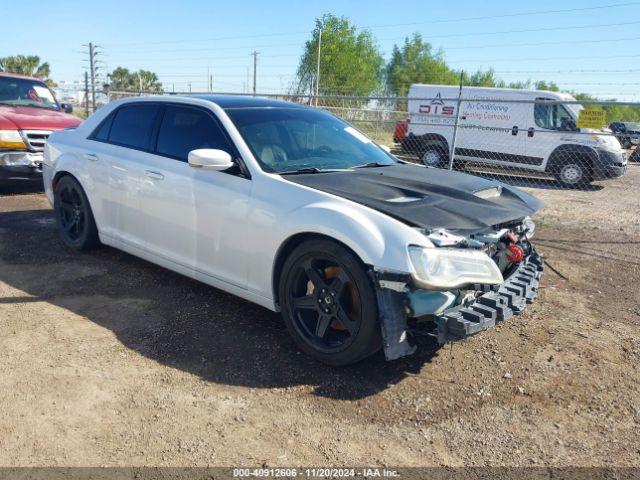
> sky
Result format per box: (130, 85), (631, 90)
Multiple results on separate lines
(2, 0), (640, 99)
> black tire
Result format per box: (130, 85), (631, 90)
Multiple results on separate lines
(278, 239), (382, 366)
(421, 144), (449, 168)
(552, 158), (592, 188)
(54, 175), (100, 250)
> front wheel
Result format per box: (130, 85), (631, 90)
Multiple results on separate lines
(278, 239), (382, 366)
(54, 175), (100, 250)
(552, 160), (592, 188)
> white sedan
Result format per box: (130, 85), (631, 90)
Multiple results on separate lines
(43, 95), (544, 366)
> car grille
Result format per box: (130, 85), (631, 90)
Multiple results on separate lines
(20, 130), (52, 152)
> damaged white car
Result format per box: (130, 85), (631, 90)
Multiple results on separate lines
(43, 95), (544, 366)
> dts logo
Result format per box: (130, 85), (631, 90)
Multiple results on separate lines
(419, 92), (454, 115)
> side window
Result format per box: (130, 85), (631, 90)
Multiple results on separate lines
(534, 100), (555, 130)
(108, 104), (159, 150)
(90, 112), (115, 141)
(534, 99), (574, 131)
(155, 106), (233, 161)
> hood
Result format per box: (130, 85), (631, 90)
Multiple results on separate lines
(285, 164), (543, 234)
(0, 105), (81, 131)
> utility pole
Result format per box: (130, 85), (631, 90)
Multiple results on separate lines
(315, 29), (322, 106)
(82, 42), (100, 112)
(84, 72), (89, 117)
(89, 42), (97, 112)
(251, 50), (259, 95)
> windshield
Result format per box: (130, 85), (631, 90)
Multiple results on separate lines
(0, 76), (60, 110)
(624, 122), (640, 130)
(226, 107), (397, 173)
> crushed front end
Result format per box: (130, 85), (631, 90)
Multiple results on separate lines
(373, 216), (544, 361)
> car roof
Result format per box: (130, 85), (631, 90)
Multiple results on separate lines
(179, 94), (308, 110)
(0, 71), (46, 82)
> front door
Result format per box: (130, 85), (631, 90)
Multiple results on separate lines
(526, 97), (576, 170)
(138, 104), (252, 288)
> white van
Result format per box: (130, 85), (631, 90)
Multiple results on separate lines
(402, 84), (627, 186)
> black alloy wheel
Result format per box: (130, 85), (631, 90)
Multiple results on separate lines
(54, 175), (99, 250)
(279, 239), (381, 366)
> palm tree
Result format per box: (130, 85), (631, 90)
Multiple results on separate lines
(0, 55), (51, 79)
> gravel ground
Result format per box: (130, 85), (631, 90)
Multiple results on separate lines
(0, 166), (638, 467)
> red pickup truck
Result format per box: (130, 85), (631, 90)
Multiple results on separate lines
(0, 72), (81, 181)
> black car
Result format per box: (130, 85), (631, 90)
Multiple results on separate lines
(609, 122), (640, 149)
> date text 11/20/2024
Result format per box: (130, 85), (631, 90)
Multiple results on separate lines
(232, 468), (399, 477)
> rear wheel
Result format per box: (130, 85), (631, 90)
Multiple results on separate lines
(54, 175), (99, 250)
(421, 145), (449, 168)
(278, 239), (382, 366)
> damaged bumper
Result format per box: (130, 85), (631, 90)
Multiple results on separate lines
(372, 250), (544, 361)
(0, 151), (44, 180)
(434, 250), (544, 343)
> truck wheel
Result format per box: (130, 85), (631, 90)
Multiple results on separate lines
(553, 159), (591, 188)
(54, 175), (100, 250)
(278, 239), (382, 366)
(421, 145), (448, 168)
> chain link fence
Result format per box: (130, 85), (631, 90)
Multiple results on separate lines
(106, 89), (639, 190)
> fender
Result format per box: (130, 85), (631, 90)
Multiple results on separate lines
(545, 143), (598, 172)
(401, 133), (449, 155)
(45, 147), (105, 231)
(266, 199), (433, 303)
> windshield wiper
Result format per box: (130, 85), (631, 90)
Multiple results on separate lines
(351, 162), (392, 169)
(279, 167), (337, 175)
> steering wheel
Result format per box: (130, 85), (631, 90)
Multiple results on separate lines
(315, 145), (333, 155)
(272, 145), (288, 163)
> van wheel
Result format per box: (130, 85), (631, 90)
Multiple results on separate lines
(279, 239), (382, 366)
(553, 160), (591, 188)
(421, 145), (448, 168)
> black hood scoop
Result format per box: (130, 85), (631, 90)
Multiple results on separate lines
(285, 164), (543, 234)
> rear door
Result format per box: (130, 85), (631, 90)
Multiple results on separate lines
(102, 103), (161, 248)
(139, 104), (251, 286)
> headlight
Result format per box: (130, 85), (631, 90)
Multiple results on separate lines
(522, 216), (535, 239)
(0, 130), (26, 150)
(408, 246), (504, 290)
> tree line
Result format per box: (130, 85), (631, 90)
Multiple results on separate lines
(293, 14), (640, 122)
(2, 16), (638, 123)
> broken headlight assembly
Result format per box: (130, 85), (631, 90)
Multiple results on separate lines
(408, 246), (504, 290)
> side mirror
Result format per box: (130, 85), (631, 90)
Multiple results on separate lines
(60, 103), (73, 114)
(379, 144), (391, 153)
(188, 149), (234, 171)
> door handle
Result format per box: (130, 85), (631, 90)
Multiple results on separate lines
(511, 126), (519, 136)
(528, 127), (535, 138)
(145, 170), (164, 180)
(84, 153), (98, 162)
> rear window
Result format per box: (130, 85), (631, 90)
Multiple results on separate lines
(91, 113), (114, 141)
(155, 105), (233, 161)
(108, 104), (159, 150)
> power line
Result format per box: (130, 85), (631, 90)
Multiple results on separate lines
(448, 53), (640, 63)
(437, 36), (640, 51)
(367, 1), (640, 28)
(104, 1), (639, 48)
(404, 20), (640, 41)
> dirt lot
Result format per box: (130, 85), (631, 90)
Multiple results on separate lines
(0, 167), (638, 468)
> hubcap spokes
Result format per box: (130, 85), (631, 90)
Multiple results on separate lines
(290, 258), (360, 349)
(58, 187), (84, 240)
